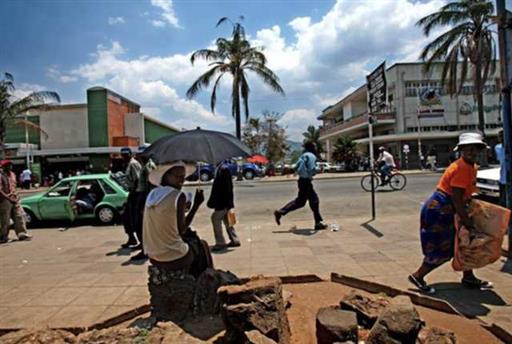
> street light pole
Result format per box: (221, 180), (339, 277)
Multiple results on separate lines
(25, 111), (30, 168)
(496, 0), (512, 259)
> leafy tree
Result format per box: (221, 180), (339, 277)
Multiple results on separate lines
(242, 117), (263, 154)
(417, 0), (497, 136)
(186, 17), (285, 139)
(302, 125), (324, 156)
(332, 136), (358, 171)
(0, 73), (59, 158)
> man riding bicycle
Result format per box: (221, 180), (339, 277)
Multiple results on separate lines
(377, 146), (395, 185)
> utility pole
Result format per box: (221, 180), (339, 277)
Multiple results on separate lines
(496, 0), (512, 259)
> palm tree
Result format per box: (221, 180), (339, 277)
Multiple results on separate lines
(332, 136), (358, 171)
(302, 125), (324, 156)
(0, 73), (59, 158)
(416, 0), (497, 136)
(186, 17), (285, 139)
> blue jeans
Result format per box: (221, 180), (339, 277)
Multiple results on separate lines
(380, 165), (392, 183)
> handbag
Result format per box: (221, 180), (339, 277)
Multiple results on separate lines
(227, 209), (237, 227)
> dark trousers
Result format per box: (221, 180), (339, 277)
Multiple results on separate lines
(499, 184), (507, 207)
(123, 191), (140, 240)
(134, 191), (149, 247)
(278, 178), (323, 224)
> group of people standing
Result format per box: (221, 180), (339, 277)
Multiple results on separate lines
(0, 160), (31, 243)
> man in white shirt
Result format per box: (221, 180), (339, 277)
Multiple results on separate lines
(377, 146), (395, 185)
(20, 168), (32, 190)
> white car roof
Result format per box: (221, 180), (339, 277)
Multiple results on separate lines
(476, 167), (500, 181)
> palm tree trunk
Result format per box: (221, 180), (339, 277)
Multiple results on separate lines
(232, 74), (242, 139)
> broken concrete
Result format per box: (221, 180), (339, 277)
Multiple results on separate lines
(315, 306), (358, 344)
(340, 290), (390, 328)
(417, 327), (457, 344)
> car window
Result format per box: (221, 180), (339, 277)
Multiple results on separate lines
(110, 172), (128, 191)
(99, 179), (117, 194)
(46, 180), (74, 197)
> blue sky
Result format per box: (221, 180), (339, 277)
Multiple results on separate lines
(2, 0), (511, 140)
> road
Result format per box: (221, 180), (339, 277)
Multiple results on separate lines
(184, 174), (438, 227)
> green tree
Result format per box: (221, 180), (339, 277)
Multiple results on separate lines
(416, 0), (497, 136)
(186, 17), (285, 139)
(261, 111), (289, 163)
(302, 125), (324, 156)
(332, 136), (358, 171)
(0, 73), (59, 158)
(242, 117), (263, 154)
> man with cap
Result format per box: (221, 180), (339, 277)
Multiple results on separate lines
(120, 147), (142, 248)
(130, 144), (156, 261)
(409, 132), (492, 294)
(0, 160), (31, 243)
(376, 146), (395, 185)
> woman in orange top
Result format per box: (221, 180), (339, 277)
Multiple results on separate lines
(408, 133), (492, 294)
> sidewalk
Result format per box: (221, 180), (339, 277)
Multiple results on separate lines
(0, 213), (509, 333)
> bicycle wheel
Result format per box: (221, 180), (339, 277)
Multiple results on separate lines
(361, 174), (379, 192)
(390, 173), (407, 191)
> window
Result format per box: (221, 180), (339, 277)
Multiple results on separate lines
(46, 180), (73, 197)
(99, 179), (117, 194)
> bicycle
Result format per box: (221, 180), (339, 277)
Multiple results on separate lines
(360, 168), (407, 192)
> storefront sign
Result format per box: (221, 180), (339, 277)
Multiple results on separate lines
(366, 62), (387, 114)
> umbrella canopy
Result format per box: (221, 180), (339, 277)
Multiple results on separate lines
(143, 128), (251, 164)
(247, 154), (268, 164)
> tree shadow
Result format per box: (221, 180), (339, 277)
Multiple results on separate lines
(272, 227), (319, 236)
(425, 282), (507, 318)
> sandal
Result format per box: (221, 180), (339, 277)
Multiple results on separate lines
(408, 274), (436, 294)
(461, 277), (493, 289)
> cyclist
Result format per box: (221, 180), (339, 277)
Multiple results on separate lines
(377, 146), (395, 185)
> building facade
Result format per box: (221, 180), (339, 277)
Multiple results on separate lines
(4, 87), (179, 179)
(318, 62), (502, 168)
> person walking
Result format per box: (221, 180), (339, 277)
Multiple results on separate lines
(121, 147), (142, 248)
(274, 142), (327, 230)
(207, 161), (241, 252)
(494, 130), (507, 207)
(130, 145), (156, 261)
(408, 133), (493, 294)
(20, 167), (32, 190)
(0, 160), (31, 243)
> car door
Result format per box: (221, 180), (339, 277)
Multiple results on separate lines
(38, 180), (77, 220)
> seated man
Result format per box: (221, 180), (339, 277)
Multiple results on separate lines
(377, 146), (395, 185)
(75, 187), (96, 213)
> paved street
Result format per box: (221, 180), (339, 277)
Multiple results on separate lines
(0, 174), (511, 336)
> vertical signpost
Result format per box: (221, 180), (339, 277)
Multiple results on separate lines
(496, 0), (512, 259)
(366, 62), (387, 220)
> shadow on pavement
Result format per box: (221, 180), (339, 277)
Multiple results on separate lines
(426, 282), (507, 318)
(501, 258), (512, 275)
(272, 227), (319, 236)
(360, 221), (384, 238)
(106, 247), (132, 257)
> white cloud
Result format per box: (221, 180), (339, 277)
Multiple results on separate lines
(11, 83), (46, 100)
(278, 109), (320, 141)
(47, 66), (78, 84)
(108, 16), (125, 25)
(150, 0), (181, 28)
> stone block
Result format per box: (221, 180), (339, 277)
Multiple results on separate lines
(367, 295), (423, 344)
(417, 327), (456, 344)
(316, 306), (358, 344)
(340, 290), (390, 328)
(0, 329), (76, 344)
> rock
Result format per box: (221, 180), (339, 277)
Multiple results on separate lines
(193, 269), (240, 316)
(367, 296), (423, 344)
(417, 327), (456, 344)
(245, 330), (279, 343)
(282, 289), (293, 309)
(340, 290), (390, 328)
(146, 321), (205, 344)
(0, 329), (76, 344)
(76, 328), (141, 343)
(316, 306), (358, 344)
(218, 276), (291, 344)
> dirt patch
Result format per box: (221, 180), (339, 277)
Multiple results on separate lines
(284, 281), (502, 344)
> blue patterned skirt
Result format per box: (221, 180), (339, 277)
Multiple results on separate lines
(420, 190), (456, 267)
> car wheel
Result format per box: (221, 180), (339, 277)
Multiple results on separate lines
(244, 170), (254, 180)
(200, 172), (211, 182)
(23, 209), (37, 228)
(96, 206), (116, 225)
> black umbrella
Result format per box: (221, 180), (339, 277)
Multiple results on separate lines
(143, 128), (251, 164)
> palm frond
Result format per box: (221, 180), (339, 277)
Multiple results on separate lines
(190, 49), (223, 64)
(186, 65), (225, 99)
(13, 119), (49, 140)
(9, 91), (60, 115)
(245, 63), (285, 96)
(210, 73), (225, 113)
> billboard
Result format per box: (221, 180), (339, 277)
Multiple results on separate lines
(366, 62), (387, 114)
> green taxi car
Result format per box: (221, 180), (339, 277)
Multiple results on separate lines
(21, 174), (128, 226)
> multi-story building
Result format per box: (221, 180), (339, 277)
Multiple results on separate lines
(4, 87), (179, 180)
(318, 62), (502, 167)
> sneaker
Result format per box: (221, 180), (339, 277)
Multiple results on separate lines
(130, 251), (148, 261)
(314, 223), (328, 230)
(121, 239), (138, 249)
(18, 233), (32, 241)
(461, 277), (493, 289)
(408, 274), (436, 294)
(274, 211), (282, 226)
(130, 243), (143, 251)
(211, 244), (228, 252)
(227, 241), (241, 248)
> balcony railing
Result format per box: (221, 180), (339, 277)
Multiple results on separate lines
(320, 107), (396, 137)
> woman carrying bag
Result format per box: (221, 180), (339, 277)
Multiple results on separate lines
(207, 161), (241, 251)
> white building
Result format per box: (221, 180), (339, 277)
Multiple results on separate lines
(318, 62), (502, 167)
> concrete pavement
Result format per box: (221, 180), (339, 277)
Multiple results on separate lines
(0, 175), (510, 335)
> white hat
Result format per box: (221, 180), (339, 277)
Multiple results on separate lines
(149, 161), (196, 186)
(454, 132), (488, 151)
